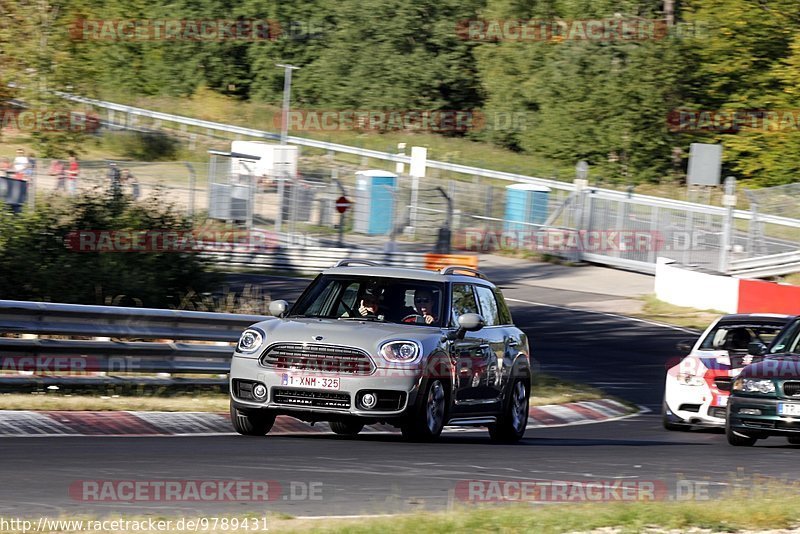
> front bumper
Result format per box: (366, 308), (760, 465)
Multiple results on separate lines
(664, 378), (728, 427)
(728, 396), (800, 436)
(229, 354), (423, 419)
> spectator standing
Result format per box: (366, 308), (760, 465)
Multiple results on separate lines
(50, 159), (66, 191)
(66, 154), (79, 196)
(12, 149), (29, 180)
(0, 157), (10, 178)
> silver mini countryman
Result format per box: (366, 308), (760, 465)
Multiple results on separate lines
(229, 261), (532, 442)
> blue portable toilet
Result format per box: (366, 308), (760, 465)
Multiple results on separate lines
(353, 170), (398, 235)
(504, 184), (550, 231)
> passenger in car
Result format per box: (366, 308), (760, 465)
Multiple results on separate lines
(358, 293), (380, 317)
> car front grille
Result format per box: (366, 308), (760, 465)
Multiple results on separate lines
(261, 343), (374, 375)
(272, 388), (351, 409)
(783, 382), (800, 397)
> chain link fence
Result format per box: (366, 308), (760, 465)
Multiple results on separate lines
(18, 155), (800, 276)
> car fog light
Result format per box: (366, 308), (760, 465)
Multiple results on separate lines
(361, 393), (377, 409)
(252, 383), (267, 401)
(739, 408), (761, 415)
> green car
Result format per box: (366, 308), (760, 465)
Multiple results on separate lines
(726, 317), (800, 446)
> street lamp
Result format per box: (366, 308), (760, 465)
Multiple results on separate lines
(276, 63), (300, 145)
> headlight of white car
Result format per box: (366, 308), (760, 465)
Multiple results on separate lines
(733, 378), (775, 394)
(379, 340), (421, 363)
(677, 373), (705, 387)
(237, 328), (265, 354)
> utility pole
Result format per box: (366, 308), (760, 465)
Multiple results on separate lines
(275, 63), (299, 233)
(276, 64), (300, 145)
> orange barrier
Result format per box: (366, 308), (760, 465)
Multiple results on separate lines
(424, 253), (479, 271)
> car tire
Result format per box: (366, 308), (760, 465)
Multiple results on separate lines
(401, 378), (448, 442)
(787, 437), (800, 445)
(726, 424), (758, 447)
(489, 378), (529, 443)
(662, 399), (691, 431)
(330, 420), (364, 436)
(230, 401), (276, 436)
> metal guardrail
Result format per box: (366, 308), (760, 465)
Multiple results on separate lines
(0, 300), (268, 388)
(202, 246), (430, 274)
(728, 250), (800, 278)
(55, 92), (800, 229)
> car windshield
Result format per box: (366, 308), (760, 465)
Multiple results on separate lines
(699, 323), (784, 351)
(289, 275), (445, 327)
(769, 319), (800, 355)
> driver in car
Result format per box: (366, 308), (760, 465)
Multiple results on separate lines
(403, 289), (438, 325)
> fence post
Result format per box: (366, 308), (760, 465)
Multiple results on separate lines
(718, 176), (737, 273)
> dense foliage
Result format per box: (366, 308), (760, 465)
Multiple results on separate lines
(0, 190), (219, 306)
(2, 0), (800, 185)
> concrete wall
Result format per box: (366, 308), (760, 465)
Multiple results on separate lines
(654, 258), (739, 313)
(655, 257), (800, 314)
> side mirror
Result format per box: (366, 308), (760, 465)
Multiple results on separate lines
(748, 341), (767, 356)
(458, 313), (485, 332)
(676, 339), (696, 353)
(447, 313), (485, 341)
(717, 380), (732, 392)
(269, 300), (289, 318)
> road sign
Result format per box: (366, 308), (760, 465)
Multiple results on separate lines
(335, 196), (352, 214)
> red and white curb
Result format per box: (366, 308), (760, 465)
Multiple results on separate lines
(0, 399), (635, 437)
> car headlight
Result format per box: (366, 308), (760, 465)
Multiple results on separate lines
(733, 378), (775, 394)
(379, 341), (421, 363)
(677, 373), (705, 387)
(237, 328), (264, 354)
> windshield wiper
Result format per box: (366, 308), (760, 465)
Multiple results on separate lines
(338, 316), (383, 322)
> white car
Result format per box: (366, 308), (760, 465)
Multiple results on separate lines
(663, 314), (792, 431)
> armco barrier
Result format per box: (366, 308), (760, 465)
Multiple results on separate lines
(0, 300), (267, 389)
(655, 257), (800, 315)
(201, 246), (478, 275)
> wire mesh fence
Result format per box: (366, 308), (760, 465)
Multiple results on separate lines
(17, 155), (800, 275)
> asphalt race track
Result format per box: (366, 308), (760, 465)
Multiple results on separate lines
(2, 273), (799, 518)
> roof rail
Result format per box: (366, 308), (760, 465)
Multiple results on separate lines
(439, 265), (488, 279)
(333, 259), (381, 268)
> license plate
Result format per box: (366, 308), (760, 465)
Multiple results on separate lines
(778, 403), (800, 416)
(716, 395), (728, 407)
(281, 373), (340, 390)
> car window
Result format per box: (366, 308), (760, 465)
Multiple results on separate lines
(494, 288), (513, 325)
(450, 283), (479, 327)
(291, 275), (444, 326)
(699, 323), (785, 351)
(474, 285), (500, 326)
(770, 320), (800, 354)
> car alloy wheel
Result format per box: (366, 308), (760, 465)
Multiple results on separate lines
(426, 380), (446, 434)
(510, 380), (529, 434)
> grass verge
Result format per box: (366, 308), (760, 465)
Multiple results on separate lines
(0, 392), (229, 412)
(1, 373), (608, 412)
(6, 488), (800, 533)
(783, 272), (800, 286)
(633, 294), (720, 331)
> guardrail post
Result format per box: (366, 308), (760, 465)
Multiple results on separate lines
(718, 176), (737, 273)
